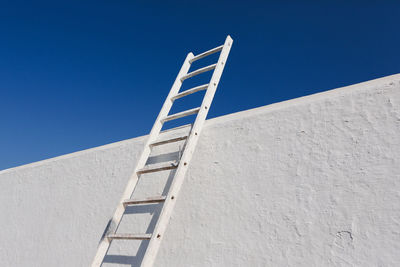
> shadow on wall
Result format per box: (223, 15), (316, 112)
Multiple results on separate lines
(101, 151), (179, 266)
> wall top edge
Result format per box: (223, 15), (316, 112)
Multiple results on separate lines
(1, 73), (399, 175)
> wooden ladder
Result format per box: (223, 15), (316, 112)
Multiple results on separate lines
(91, 35), (233, 267)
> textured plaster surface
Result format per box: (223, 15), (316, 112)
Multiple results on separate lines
(1, 74), (400, 266)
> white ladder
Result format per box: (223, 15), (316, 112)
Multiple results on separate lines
(91, 35), (233, 267)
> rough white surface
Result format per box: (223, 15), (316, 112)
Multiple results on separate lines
(1, 74), (400, 267)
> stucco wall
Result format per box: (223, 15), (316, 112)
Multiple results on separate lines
(1, 74), (400, 267)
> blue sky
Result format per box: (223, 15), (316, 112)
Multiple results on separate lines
(1, 1), (399, 170)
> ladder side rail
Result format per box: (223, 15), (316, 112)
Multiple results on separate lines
(140, 35), (233, 267)
(91, 52), (194, 267)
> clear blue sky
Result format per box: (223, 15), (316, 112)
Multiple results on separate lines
(1, 1), (399, 170)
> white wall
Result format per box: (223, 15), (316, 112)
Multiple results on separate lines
(1, 74), (400, 267)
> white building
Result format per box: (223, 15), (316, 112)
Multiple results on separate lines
(1, 74), (399, 266)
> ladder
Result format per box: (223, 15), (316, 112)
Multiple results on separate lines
(91, 35), (233, 267)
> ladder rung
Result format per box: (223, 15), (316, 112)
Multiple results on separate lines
(161, 107), (200, 123)
(107, 233), (152, 241)
(149, 135), (188, 147)
(137, 160), (179, 174)
(171, 84), (209, 101)
(180, 64), (217, 81)
(123, 196), (166, 206)
(160, 123), (192, 134)
(189, 45), (224, 63)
